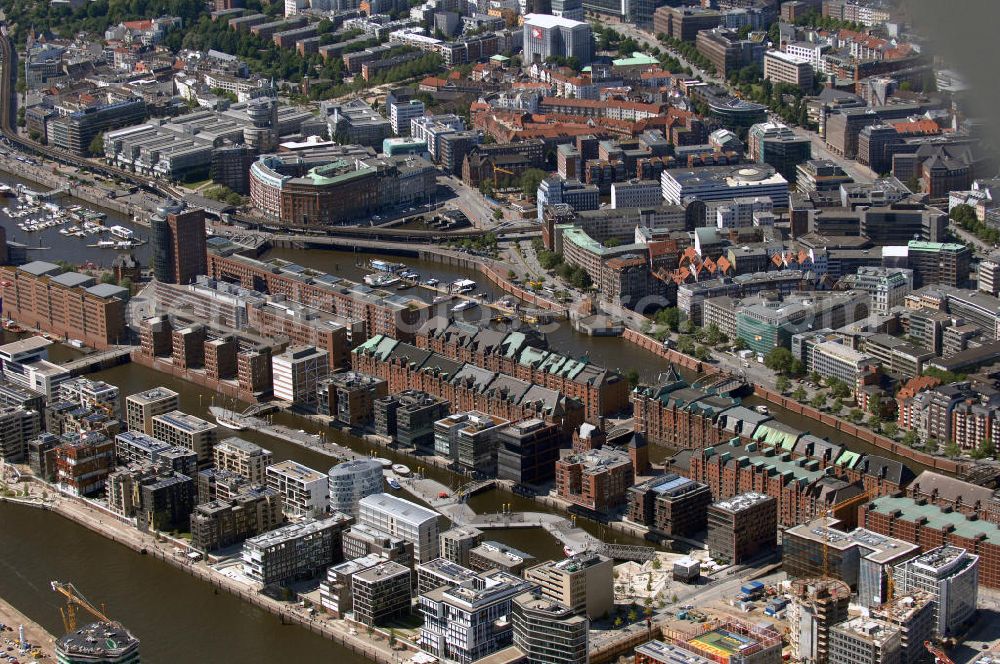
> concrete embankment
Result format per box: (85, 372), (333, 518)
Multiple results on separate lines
(0, 491), (410, 664)
(0, 593), (57, 659)
(0, 154), (135, 217)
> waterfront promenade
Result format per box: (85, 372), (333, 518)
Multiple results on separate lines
(0, 480), (413, 664)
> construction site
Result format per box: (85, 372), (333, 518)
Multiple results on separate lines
(50, 581), (141, 663)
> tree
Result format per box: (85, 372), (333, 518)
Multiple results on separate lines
(614, 616), (623, 628)
(867, 392), (883, 416)
(627, 608), (638, 622)
(883, 422), (898, 438)
(626, 369), (641, 388)
(604, 238), (621, 248)
(88, 131), (105, 157)
(810, 393), (827, 410)
(848, 408), (863, 423)
(973, 437), (996, 460)
(764, 347), (794, 374)
(519, 168), (548, 196)
(809, 371), (822, 385)
(388, 630), (397, 648)
(656, 307), (680, 332)
(775, 375), (791, 393)
(493, 208), (504, 221)
(791, 387), (807, 402)
(902, 429), (919, 447)
(944, 441), (961, 458)
(100, 273), (116, 284)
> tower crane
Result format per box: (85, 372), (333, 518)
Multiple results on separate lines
(924, 640), (955, 664)
(493, 166), (515, 188)
(50, 581), (113, 634)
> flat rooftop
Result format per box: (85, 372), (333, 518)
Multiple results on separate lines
(267, 459), (326, 483)
(153, 410), (215, 433)
(359, 492), (440, 525)
(785, 516), (918, 563)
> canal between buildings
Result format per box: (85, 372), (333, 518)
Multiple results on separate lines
(0, 175), (931, 661)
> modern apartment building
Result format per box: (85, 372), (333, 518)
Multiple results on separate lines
(524, 553), (613, 619)
(319, 553), (383, 617)
(125, 387), (180, 435)
(213, 437), (273, 485)
(512, 593), (589, 664)
(0, 262), (128, 350)
(707, 492), (778, 564)
(418, 569), (535, 664)
(439, 526), (483, 568)
(327, 458), (384, 518)
(190, 486), (284, 551)
(358, 493), (441, 563)
(271, 346), (329, 409)
(114, 431), (198, 477)
(266, 460), (330, 518)
(0, 406), (42, 464)
(241, 514), (352, 586)
(496, 418), (562, 486)
(352, 561), (412, 626)
(151, 410), (218, 468)
(555, 447), (634, 513)
(54, 432), (115, 497)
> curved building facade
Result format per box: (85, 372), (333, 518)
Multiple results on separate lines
(249, 150), (434, 227)
(327, 458), (384, 517)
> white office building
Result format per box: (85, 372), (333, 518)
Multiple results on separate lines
(272, 346), (329, 408)
(0, 336), (70, 398)
(811, 340), (875, 386)
(716, 196), (774, 229)
(266, 459), (330, 518)
(523, 14), (593, 66)
(894, 546), (979, 638)
(389, 98), (425, 137)
(358, 493), (441, 562)
(661, 164), (789, 209)
(840, 266), (913, 316)
(611, 180), (663, 209)
(327, 458), (384, 517)
(419, 569), (535, 664)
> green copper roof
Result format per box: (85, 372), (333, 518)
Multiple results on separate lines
(612, 52), (659, 67)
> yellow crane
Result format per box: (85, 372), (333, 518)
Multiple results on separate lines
(50, 581), (113, 634)
(822, 488), (875, 577)
(493, 166), (515, 188)
(925, 640), (955, 664)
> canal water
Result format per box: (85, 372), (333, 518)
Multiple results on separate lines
(0, 502), (365, 663)
(0, 172), (933, 660)
(0, 172), (150, 267)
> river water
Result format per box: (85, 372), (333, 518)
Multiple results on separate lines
(0, 174), (931, 661)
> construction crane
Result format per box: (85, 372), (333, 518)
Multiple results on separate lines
(493, 166), (515, 188)
(821, 488), (875, 577)
(50, 581), (113, 634)
(924, 641), (955, 664)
